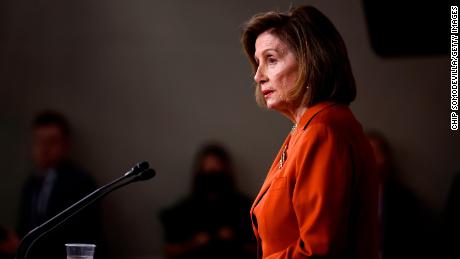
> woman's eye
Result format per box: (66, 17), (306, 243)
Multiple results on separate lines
(267, 57), (277, 64)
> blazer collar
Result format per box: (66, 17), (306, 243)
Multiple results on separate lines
(299, 101), (337, 130)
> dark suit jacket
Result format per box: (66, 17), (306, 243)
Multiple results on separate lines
(18, 160), (102, 259)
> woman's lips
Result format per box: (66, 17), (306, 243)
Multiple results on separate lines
(262, 89), (274, 98)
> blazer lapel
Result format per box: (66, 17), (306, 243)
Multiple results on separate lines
(251, 134), (291, 212)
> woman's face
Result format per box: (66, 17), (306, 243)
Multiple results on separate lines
(254, 31), (299, 112)
(201, 155), (224, 173)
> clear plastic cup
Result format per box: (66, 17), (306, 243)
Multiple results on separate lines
(65, 243), (96, 259)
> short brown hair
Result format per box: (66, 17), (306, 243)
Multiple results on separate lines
(241, 5), (356, 107)
(33, 110), (71, 137)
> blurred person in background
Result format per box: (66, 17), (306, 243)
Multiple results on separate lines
(160, 143), (256, 259)
(0, 226), (19, 259)
(367, 131), (434, 259)
(17, 111), (104, 259)
(241, 5), (379, 258)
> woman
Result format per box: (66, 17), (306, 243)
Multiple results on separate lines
(160, 144), (256, 259)
(241, 6), (379, 259)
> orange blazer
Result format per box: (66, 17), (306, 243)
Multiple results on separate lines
(250, 102), (379, 259)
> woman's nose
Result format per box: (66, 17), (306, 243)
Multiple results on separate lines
(254, 66), (267, 84)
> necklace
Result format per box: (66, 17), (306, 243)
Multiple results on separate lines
(279, 144), (288, 169)
(279, 123), (298, 169)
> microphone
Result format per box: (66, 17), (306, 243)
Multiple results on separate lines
(124, 161), (155, 181)
(15, 161), (156, 259)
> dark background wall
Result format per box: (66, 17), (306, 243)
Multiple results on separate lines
(0, 0), (456, 258)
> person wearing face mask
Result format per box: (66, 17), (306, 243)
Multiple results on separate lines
(160, 144), (256, 259)
(241, 6), (379, 259)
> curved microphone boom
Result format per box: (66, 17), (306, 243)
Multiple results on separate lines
(15, 161), (156, 259)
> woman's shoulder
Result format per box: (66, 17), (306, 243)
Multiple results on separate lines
(306, 103), (360, 134)
(295, 103), (366, 151)
(311, 103), (354, 122)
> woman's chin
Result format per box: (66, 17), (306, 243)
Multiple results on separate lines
(266, 103), (276, 110)
(265, 100), (277, 109)
(266, 101), (285, 112)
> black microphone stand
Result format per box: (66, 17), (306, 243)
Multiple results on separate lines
(15, 161), (156, 259)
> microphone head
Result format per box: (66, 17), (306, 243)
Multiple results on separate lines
(125, 161), (150, 177)
(134, 161), (149, 173)
(134, 168), (156, 181)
